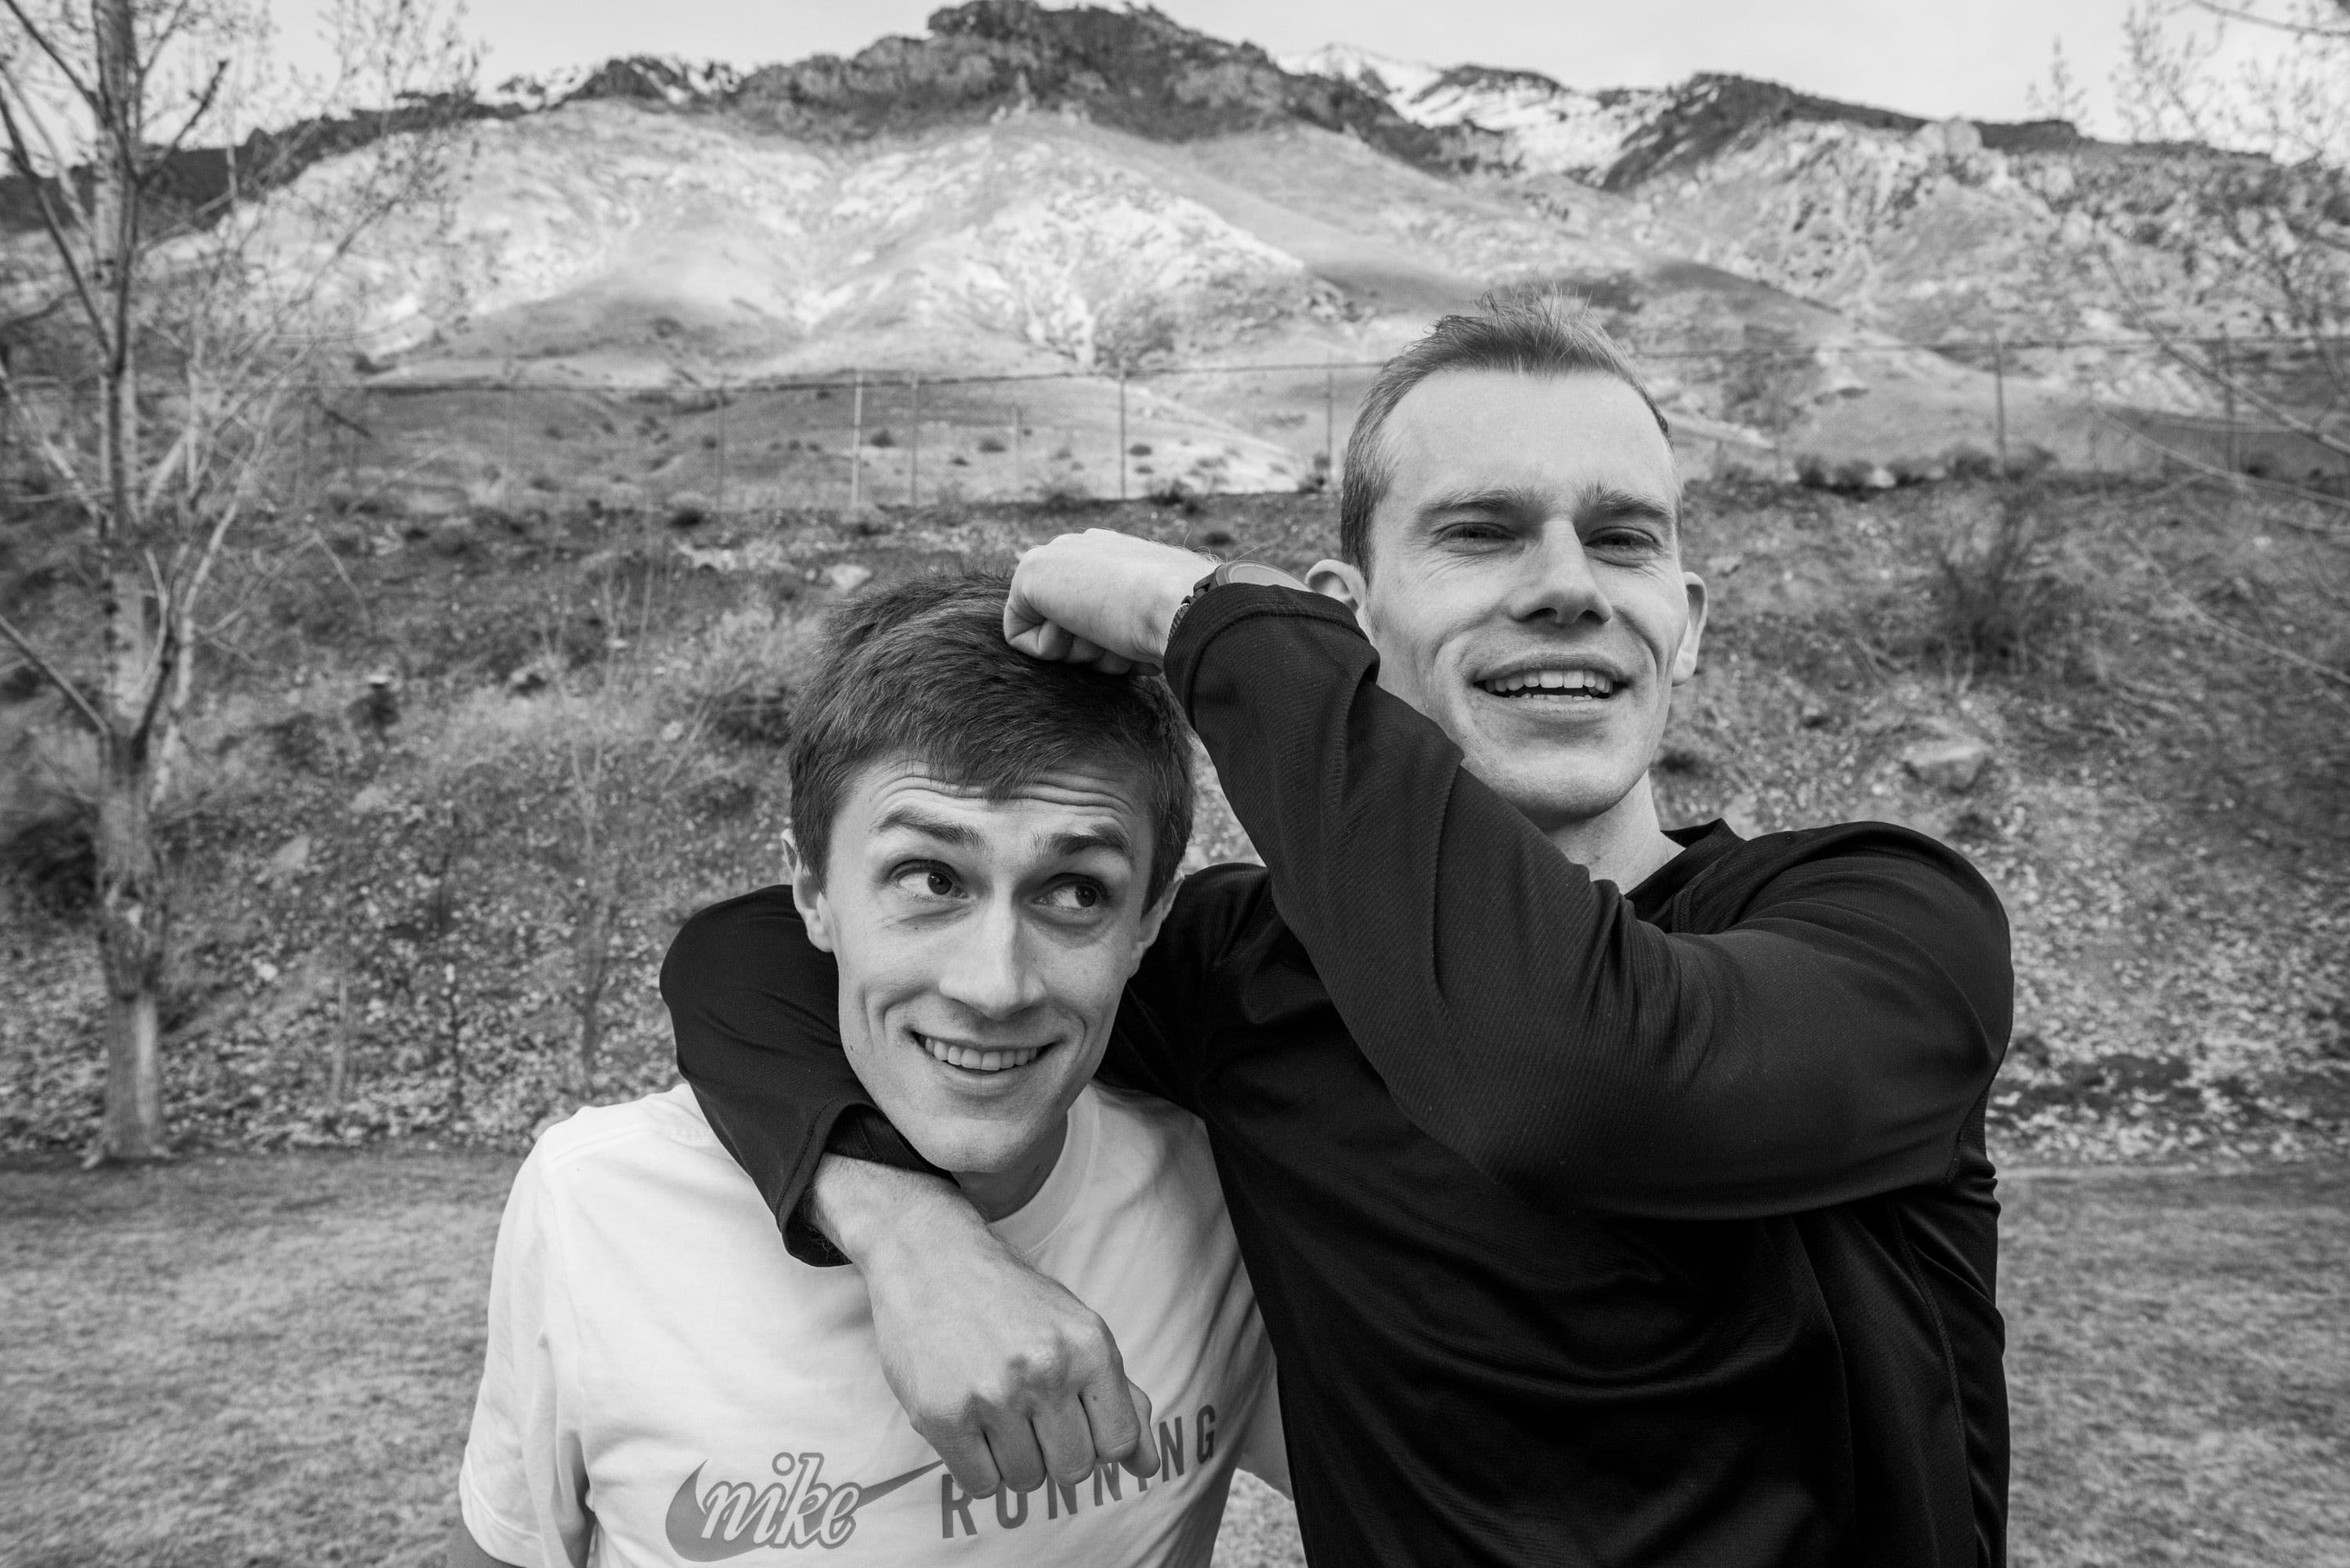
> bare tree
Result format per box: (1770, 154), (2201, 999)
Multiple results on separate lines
(2089, 1), (2350, 471)
(0, 0), (472, 1160)
(548, 570), (707, 1100)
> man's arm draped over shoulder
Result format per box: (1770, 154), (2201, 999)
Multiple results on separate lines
(1164, 584), (2012, 1221)
(660, 887), (938, 1261)
(663, 886), (1220, 1252)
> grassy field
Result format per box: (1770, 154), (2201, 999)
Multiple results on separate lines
(2, 1150), (2345, 1567)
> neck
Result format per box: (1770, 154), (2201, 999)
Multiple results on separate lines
(1544, 774), (1685, 891)
(950, 1112), (1069, 1223)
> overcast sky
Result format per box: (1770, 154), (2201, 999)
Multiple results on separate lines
(276, 0), (2155, 131)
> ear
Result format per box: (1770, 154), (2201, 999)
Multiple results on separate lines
(782, 826), (838, 954)
(1671, 571), (1709, 685)
(1137, 872), (1180, 953)
(1306, 557), (1372, 638)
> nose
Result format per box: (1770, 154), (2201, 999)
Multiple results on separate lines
(935, 897), (1049, 1021)
(1506, 520), (1611, 627)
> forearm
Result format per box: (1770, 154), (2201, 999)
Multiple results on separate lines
(663, 890), (946, 1258)
(805, 1153), (997, 1270)
(445, 1520), (520, 1568)
(1167, 590), (2009, 1216)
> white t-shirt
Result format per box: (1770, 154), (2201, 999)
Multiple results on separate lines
(459, 1081), (1284, 1568)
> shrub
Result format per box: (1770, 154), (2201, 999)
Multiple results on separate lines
(976, 435), (1007, 453)
(1128, 443), (1153, 457)
(867, 429), (896, 449)
(1037, 476), (1093, 512)
(0, 808), (93, 921)
(709, 678), (793, 749)
(1946, 445), (2000, 481)
(1925, 484), (2091, 680)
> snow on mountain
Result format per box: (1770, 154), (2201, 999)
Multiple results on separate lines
(1282, 44), (1447, 105)
(486, 56), (743, 112)
(1285, 45), (1661, 182)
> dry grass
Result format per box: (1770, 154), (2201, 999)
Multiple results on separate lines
(5, 1149), (2345, 1566)
(2004, 1164), (2350, 1567)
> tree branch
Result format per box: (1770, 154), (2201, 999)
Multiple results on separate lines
(0, 361), (106, 522)
(0, 608), (107, 734)
(0, 65), (114, 349)
(2187, 0), (2350, 38)
(138, 56), (230, 188)
(0, 0), (103, 113)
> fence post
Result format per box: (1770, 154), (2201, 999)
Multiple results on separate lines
(850, 370), (864, 511)
(716, 376), (728, 517)
(1325, 360), (1336, 482)
(1119, 369), (1129, 500)
(1013, 402), (1022, 496)
(2219, 326), (2237, 476)
(504, 374), (518, 511)
(1990, 329), (2008, 477)
(909, 373), (920, 508)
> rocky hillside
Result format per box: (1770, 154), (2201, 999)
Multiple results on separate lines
(0, 0), (2260, 507)
(3, 475), (2343, 1164)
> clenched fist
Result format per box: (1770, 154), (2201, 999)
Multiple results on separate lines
(1003, 529), (1215, 674)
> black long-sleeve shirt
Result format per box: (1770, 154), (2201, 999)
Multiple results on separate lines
(663, 586), (2012, 1568)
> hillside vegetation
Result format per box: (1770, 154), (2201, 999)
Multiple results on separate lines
(1, 475), (2344, 1163)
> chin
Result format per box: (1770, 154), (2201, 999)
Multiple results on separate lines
(902, 1122), (1031, 1178)
(1466, 752), (1643, 830)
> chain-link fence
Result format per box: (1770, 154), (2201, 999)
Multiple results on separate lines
(8, 334), (2348, 524)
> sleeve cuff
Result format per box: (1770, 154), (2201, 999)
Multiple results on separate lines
(459, 1460), (554, 1568)
(788, 1104), (951, 1267)
(1164, 584), (1365, 715)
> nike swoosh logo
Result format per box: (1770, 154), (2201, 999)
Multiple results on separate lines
(852, 1461), (944, 1503)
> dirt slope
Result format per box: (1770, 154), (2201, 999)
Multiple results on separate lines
(2, 475), (2343, 1164)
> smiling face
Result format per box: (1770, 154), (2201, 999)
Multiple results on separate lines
(1327, 369), (1708, 839)
(791, 757), (1171, 1220)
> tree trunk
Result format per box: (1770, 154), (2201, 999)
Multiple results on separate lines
(572, 885), (616, 1097)
(86, 0), (164, 1163)
(95, 732), (167, 1160)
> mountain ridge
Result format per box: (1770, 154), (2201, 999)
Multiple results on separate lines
(0, 0), (2269, 508)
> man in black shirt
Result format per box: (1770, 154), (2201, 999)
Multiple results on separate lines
(664, 289), (2012, 1566)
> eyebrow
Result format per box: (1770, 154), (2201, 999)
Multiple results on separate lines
(1048, 823), (1134, 862)
(870, 808), (1136, 864)
(870, 807), (984, 850)
(1417, 482), (1678, 532)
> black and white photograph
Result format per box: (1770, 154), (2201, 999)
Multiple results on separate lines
(2, 1), (2346, 1563)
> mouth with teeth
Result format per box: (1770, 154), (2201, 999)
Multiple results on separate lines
(916, 1031), (1050, 1074)
(1477, 667), (1620, 699)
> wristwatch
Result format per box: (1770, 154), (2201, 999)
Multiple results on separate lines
(1167, 560), (1307, 645)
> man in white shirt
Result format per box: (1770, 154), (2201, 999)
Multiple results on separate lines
(450, 572), (1285, 1568)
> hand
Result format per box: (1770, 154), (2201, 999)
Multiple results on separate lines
(1003, 529), (1213, 674)
(811, 1158), (1160, 1497)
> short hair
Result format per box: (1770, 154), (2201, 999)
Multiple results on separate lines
(1337, 287), (1672, 569)
(786, 571), (1195, 907)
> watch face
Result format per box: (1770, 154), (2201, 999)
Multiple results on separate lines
(1220, 562), (1303, 591)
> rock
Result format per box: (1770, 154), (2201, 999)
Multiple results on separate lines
(348, 670), (400, 736)
(349, 784), (393, 815)
(1915, 117), (1984, 157)
(825, 562), (874, 594)
(261, 833), (312, 884)
(1901, 738), (1992, 793)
